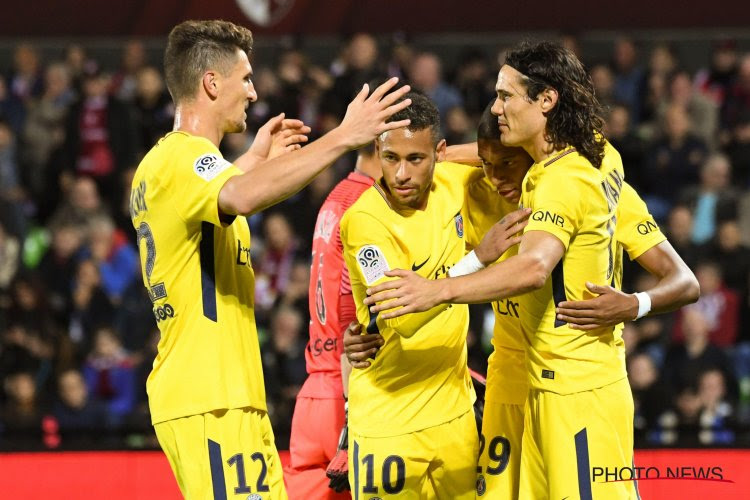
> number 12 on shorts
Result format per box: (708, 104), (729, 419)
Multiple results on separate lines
(208, 439), (269, 499)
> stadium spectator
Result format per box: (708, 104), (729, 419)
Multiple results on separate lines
(709, 220), (750, 340)
(673, 261), (739, 347)
(666, 205), (706, 267)
(8, 44), (44, 102)
(409, 52), (463, 130)
(4, 276), (58, 373)
(51, 176), (104, 230)
(660, 69), (719, 149)
(590, 63), (617, 109)
(67, 258), (114, 356)
(83, 214), (138, 303)
(110, 40), (147, 101)
(0, 77), (26, 137)
(664, 307), (736, 395)
(61, 62), (139, 202)
(0, 120), (28, 238)
(62, 44), (88, 93)
(0, 222), (20, 292)
(132, 66), (173, 154)
(680, 153), (738, 244)
(324, 33), (385, 120)
(696, 39), (739, 108)
(0, 371), (44, 448)
(255, 212), (302, 320)
(612, 37), (646, 122)
(628, 352), (671, 438)
(642, 104), (708, 212)
(36, 216), (86, 322)
(52, 368), (107, 433)
(721, 54), (750, 185)
(81, 327), (136, 428)
(21, 63), (75, 211)
(261, 306), (307, 448)
(604, 103), (648, 191)
(696, 368), (735, 444)
(453, 47), (494, 118)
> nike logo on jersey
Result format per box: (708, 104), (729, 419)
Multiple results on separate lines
(412, 256), (430, 271)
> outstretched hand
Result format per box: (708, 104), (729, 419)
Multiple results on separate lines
(338, 77), (412, 149)
(248, 113), (311, 162)
(362, 269), (444, 319)
(556, 282), (640, 330)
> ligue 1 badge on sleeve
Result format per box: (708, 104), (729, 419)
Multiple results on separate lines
(455, 213), (464, 238)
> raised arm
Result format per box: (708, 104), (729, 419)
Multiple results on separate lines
(445, 141), (480, 166)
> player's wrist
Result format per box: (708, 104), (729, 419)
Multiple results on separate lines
(449, 250), (485, 277)
(438, 276), (455, 304)
(633, 291), (652, 319)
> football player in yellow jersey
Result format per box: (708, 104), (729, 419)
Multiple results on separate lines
(348, 99), (698, 499)
(131, 19), (414, 499)
(340, 92), (526, 499)
(361, 41), (692, 499)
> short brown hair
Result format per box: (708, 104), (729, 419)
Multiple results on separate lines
(164, 20), (253, 102)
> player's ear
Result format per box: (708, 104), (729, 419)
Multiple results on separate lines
(539, 87), (558, 113)
(202, 71), (219, 99)
(435, 138), (447, 162)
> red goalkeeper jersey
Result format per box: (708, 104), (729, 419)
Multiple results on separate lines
(300, 171), (374, 398)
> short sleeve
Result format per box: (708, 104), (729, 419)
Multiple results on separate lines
(341, 210), (406, 289)
(616, 182), (667, 260)
(170, 137), (242, 226)
(524, 166), (587, 249)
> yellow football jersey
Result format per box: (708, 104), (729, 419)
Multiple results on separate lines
(341, 162), (476, 438)
(519, 143), (626, 394)
(130, 131), (266, 424)
(463, 173), (528, 405)
(614, 181), (667, 286)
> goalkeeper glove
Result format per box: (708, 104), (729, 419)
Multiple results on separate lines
(326, 402), (350, 492)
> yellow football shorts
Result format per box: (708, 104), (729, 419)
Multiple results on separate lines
(154, 407), (287, 500)
(519, 377), (637, 500)
(476, 400), (525, 499)
(348, 409), (478, 499)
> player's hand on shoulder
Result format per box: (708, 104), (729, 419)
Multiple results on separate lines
(248, 112), (311, 162)
(555, 282), (640, 330)
(343, 322), (383, 369)
(474, 208), (531, 265)
(338, 77), (412, 149)
(363, 269), (441, 319)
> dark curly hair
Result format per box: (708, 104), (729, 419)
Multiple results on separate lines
(505, 41), (605, 168)
(164, 20), (254, 103)
(477, 100), (501, 142)
(385, 91), (442, 145)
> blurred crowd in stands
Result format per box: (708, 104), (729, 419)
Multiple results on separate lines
(1, 33), (750, 451)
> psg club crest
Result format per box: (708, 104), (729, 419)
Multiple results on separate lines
(476, 474), (486, 496)
(236, 0), (295, 27)
(455, 213), (464, 238)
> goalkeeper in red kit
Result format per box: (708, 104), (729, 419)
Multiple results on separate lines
(284, 144), (382, 498)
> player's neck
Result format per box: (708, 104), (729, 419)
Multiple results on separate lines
(525, 134), (565, 164)
(173, 104), (224, 147)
